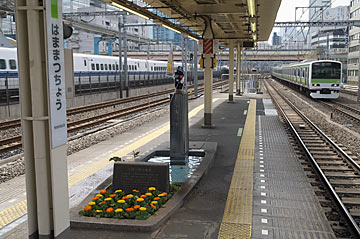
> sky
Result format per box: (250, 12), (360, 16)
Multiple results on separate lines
(268, 0), (350, 42)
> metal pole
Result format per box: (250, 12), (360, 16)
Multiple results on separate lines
(182, 35), (188, 91)
(194, 40), (198, 97)
(123, 14), (129, 97)
(229, 42), (234, 102)
(118, 16), (123, 98)
(358, 39), (360, 104)
(147, 38), (150, 61)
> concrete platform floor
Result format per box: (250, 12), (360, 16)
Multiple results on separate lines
(1, 89), (333, 238)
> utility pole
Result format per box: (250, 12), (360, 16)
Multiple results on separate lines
(118, 16), (123, 98)
(123, 14), (129, 97)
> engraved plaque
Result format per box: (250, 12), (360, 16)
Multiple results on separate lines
(112, 162), (169, 193)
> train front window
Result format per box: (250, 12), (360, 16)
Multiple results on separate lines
(9, 60), (17, 70)
(312, 62), (341, 79)
(0, 59), (6, 69)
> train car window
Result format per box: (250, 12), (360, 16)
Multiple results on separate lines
(0, 59), (6, 69)
(84, 60), (87, 66)
(105, 64), (108, 70)
(116, 64), (119, 70)
(96, 64), (99, 71)
(151, 66), (153, 71)
(91, 63), (95, 71)
(109, 64), (112, 70)
(112, 64), (115, 70)
(100, 64), (104, 70)
(135, 65), (137, 70)
(9, 60), (17, 70)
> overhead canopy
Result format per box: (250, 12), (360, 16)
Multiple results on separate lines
(108, 0), (281, 46)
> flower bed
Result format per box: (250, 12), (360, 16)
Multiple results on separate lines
(79, 185), (179, 220)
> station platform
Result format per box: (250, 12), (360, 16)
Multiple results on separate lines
(1, 89), (335, 238)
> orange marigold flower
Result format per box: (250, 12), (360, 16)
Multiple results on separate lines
(150, 203), (156, 209)
(106, 208), (114, 213)
(110, 194), (116, 198)
(126, 208), (134, 212)
(84, 205), (92, 211)
(153, 197), (160, 201)
(162, 192), (168, 196)
(134, 205), (140, 209)
(132, 189), (139, 193)
(140, 195), (147, 198)
(92, 197), (99, 200)
(100, 189), (106, 194)
(122, 196), (128, 200)
(101, 201), (106, 204)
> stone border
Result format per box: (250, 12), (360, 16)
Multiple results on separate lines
(70, 141), (217, 232)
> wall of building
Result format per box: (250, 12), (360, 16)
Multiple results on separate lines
(347, 0), (360, 85)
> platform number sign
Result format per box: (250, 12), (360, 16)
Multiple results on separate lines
(45, 0), (67, 148)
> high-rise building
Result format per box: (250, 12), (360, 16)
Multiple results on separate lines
(309, 0), (332, 21)
(272, 32), (281, 45)
(347, 0), (360, 85)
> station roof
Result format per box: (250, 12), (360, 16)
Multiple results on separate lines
(107, 0), (281, 47)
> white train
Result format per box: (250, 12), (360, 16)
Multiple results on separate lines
(0, 47), (185, 91)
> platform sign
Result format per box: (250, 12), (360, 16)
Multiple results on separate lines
(45, 0), (67, 149)
(213, 39), (219, 54)
(198, 39), (203, 54)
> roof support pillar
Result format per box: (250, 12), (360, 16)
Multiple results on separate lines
(203, 17), (214, 127)
(15, 0), (70, 238)
(236, 43), (241, 95)
(228, 41), (234, 102)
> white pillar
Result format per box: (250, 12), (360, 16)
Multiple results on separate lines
(228, 42), (234, 102)
(203, 17), (214, 127)
(15, 0), (70, 238)
(236, 43), (241, 95)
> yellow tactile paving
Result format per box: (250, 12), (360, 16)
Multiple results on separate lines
(218, 99), (256, 239)
(0, 98), (221, 229)
(0, 201), (27, 228)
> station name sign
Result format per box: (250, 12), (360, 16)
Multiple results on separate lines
(45, 0), (67, 148)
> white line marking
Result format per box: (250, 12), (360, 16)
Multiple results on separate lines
(260, 169), (264, 172)
(260, 165), (264, 168)
(260, 157), (264, 159)
(260, 161), (264, 163)
(261, 218), (268, 224)
(8, 199), (16, 203)
(261, 192), (266, 196)
(261, 208), (267, 213)
(260, 186), (266, 189)
(261, 180), (265, 183)
(261, 200), (267, 204)
(260, 174), (265, 177)
(262, 229), (268, 235)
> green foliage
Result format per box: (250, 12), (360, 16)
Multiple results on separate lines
(109, 156), (122, 162)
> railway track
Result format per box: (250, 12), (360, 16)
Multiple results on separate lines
(264, 79), (360, 238)
(0, 81), (226, 155)
(321, 101), (360, 124)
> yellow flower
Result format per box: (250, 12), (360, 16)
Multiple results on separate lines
(158, 193), (164, 197)
(115, 189), (122, 193)
(145, 193), (152, 196)
(140, 207), (147, 211)
(126, 194), (134, 198)
(115, 208), (123, 213)
(148, 187), (156, 191)
(117, 199), (125, 204)
(136, 198), (144, 202)
(96, 210), (103, 213)
(104, 198), (112, 201)
(96, 194), (103, 197)
(88, 202), (96, 206)
(151, 201), (158, 204)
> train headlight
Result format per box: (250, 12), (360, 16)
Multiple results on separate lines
(331, 84), (339, 87)
(312, 84), (320, 87)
